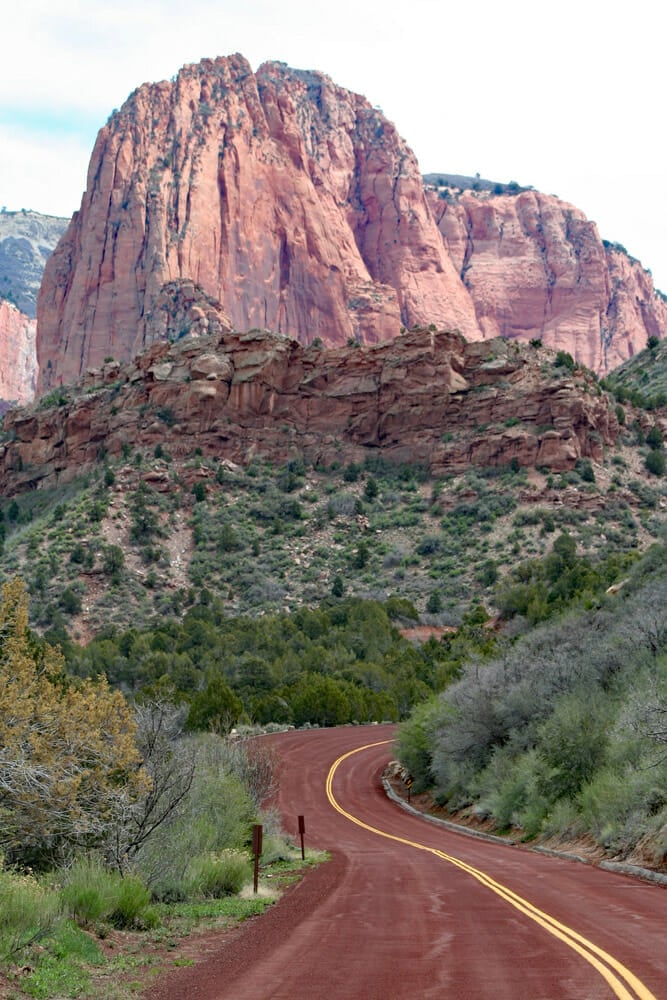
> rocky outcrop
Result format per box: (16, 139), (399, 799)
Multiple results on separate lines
(0, 300), (37, 410)
(3, 288), (619, 496)
(0, 210), (68, 318)
(37, 56), (478, 391)
(426, 184), (667, 374)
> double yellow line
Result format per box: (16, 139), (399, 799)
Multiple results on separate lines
(326, 741), (658, 1000)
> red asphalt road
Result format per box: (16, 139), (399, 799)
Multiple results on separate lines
(146, 725), (667, 1000)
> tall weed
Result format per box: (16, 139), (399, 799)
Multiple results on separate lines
(0, 864), (62, 960)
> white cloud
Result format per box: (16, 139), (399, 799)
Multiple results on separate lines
(0, 126), (90, 217)
(1, 0), (665, 290)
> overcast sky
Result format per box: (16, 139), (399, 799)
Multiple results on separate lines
(2, 0), (665, 291)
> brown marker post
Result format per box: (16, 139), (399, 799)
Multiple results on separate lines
(298, 815), (306, 860)
(252, 823), (263, 894)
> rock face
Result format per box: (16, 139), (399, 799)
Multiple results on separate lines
(37, 56), (477, 391)
(35, 57), (667, 393)
(0, 300), (37, 411)
(426, 184), (667, 374)
(0, 210), (68, 318)
(3, 286), (619, 496)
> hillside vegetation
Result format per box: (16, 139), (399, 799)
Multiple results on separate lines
(603, 334), (667, 410)
(0, 409), (666, 641)
(397, 539), (667, 868)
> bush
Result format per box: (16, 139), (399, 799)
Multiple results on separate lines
(426, 592), (442, 614)
(60, 857), (154, 929)
(133, 735), (256, 897)
(535, 692), (611, 803)
(554, 350), (575, 371)
(364, 477), (379, 501)
(109, 875), (154, 928)
(59, 587), (82, 615)
(395, 698), (441, 792)
(646, 450), (665, 476)
(646, 424), (664, 450)
(186, 851), (251, 897)
(578, 765), (666, 853)
(60, 857), (119, 926)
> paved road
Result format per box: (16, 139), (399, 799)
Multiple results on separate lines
(147, 725), (667, 999)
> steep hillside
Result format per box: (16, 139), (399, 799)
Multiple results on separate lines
(603, 334), (667, 409)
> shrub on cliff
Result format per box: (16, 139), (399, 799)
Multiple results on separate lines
(646, 449), (665, 476)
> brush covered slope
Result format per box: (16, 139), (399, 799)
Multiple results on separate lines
(397, 536), (667, 871)
(1, 297), (666, 637)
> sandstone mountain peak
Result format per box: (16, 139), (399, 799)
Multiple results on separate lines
(35, 54), (667, 395)
(37, 54), (475, 392)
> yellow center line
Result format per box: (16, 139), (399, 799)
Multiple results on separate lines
(326, 740), (658, 1000)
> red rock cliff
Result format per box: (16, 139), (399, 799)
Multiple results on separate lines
(426, 185), (667, 374)
(0, 300), (37, 409)
(37, 56), (477, 391)
(36, 56), (667, 393)
(3, 290), (619, 496)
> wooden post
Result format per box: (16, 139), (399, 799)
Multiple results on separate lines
(298, 814), (306, 860)
(252, 823), (263, 894)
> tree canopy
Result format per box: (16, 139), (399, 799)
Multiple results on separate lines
(0, 578), (146, 866)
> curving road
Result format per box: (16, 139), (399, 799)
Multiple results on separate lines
(146, 725), (667, 1000)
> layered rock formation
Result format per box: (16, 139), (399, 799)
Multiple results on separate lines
(35, 56), (667, 393)
(3, 287), (619, 496)
(0, 300), (37, 410)
(37, 55), (477, 391)
(426, 184), (667, 374)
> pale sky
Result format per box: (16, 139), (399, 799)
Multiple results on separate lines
(2, 0), (665, 291)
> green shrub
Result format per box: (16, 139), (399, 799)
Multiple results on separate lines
(109, 875), (154, 928)
(535, 692), (611, 803)
(134, 736), (256, 897)
(395, 698), (441, 792)
(554, 350), (575, 371)
(646, 425), (664, 449)
(186, 851), (251, 898)
(578, 765), (666, 854)
(426, 591), (442, 614)
(646, 449), (665, 476)
(60, 857), (121, 926)
(257, 834), (294, 865)
(60, 857), (154, 929)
